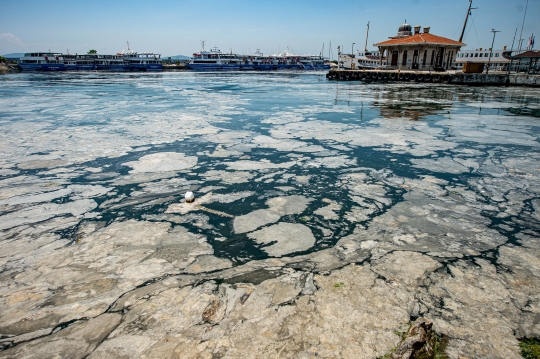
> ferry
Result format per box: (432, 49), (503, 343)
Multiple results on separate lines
(122, 51), (162, 71)
(95, 54), (130, 71)
(187, 46), (241, 71)
(454, 47), (512, 71)
(18, 52), (65, 71)
(339, 50), (385, 70)
(187, 43), (330, 71)
(239, 49), (272, 70)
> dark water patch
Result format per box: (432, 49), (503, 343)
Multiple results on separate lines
(210, 232), (268, 264)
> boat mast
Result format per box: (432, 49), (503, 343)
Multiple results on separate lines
(364, 21), (370, 52)
(458, 0), (477, 43)
(509, 28), (518, 74)
(517, 0), (528, 52)
(329, 41), (332, 61)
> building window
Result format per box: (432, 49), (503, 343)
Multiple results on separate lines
(423, 50), (427, 65)
(402, 50), (408, 66)
(430, 50), (435, 65)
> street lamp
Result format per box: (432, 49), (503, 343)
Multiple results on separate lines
(486, 29), (500, 74)
(352, 43), (355, 56)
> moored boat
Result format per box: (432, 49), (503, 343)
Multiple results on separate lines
(122, 51), (162, 71)
(187, 46), (241, 71)
(18, 52), (65, 71)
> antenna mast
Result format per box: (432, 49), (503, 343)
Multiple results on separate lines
(458, 0), (477, 43)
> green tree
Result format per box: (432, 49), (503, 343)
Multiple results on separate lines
(87, 49), (97, 54)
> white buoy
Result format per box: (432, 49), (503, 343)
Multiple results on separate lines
(185, 191), (195, 203)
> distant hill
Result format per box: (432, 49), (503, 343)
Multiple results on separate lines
(165, 55), (191, 61)
(2, 53), (23, 59)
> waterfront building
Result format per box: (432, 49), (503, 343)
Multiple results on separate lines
(374, 23), (465, 71)
(511, 50), (540, 74)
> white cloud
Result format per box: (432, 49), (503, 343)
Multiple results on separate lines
(0, 33), (25, 45)
(0, 33), (27, 53)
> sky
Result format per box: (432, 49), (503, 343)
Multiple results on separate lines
(1, 0), (538, 58)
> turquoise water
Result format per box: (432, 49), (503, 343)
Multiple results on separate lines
(1, 72), (539, 264)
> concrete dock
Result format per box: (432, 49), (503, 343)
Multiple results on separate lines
(326, 70), (540, 87)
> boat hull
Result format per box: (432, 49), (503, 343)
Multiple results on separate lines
(186, 63), (240, 71)
(18, 63), (65, 71)
(130, 64), (163, 71)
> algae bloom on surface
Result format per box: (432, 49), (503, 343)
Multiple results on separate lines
(0, 72), (539, 359)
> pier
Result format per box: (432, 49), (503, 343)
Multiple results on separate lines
(325, 70), (540, 87)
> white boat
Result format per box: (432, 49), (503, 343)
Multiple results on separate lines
(18, 52), (65, 71)
(187, 45), (241, 71)
(121, 50), (162, 71)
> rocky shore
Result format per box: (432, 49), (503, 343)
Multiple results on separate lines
(0, 63), (17, 73)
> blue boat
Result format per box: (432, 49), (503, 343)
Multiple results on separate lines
(187, 46), (241, 71)
(186, 43), (330, 71)
(122, 51), (163, 71)
(95, 54), (130, 71)
(18, 52), (65, 71)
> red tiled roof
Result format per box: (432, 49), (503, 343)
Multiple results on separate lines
(375, 33), (465, 46)
(513, 50), (540, 58)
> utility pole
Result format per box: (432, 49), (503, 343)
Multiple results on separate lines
(486, 29), (500, 74)
(459, 0), (477, 43)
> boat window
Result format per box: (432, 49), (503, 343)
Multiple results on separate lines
(495, 53), (499, 57)
(475, 53), (478, 57)
(479, 53), (483, 57)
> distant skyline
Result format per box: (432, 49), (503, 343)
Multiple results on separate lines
(1, 0), (538, 58)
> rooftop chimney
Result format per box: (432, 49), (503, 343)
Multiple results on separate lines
(423, 26), (430, 34)
(414, 25), (421, 35)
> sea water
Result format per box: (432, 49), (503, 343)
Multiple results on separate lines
(1, 71), (539, 265)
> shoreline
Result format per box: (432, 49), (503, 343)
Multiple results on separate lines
(326, 69), (540, 87)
